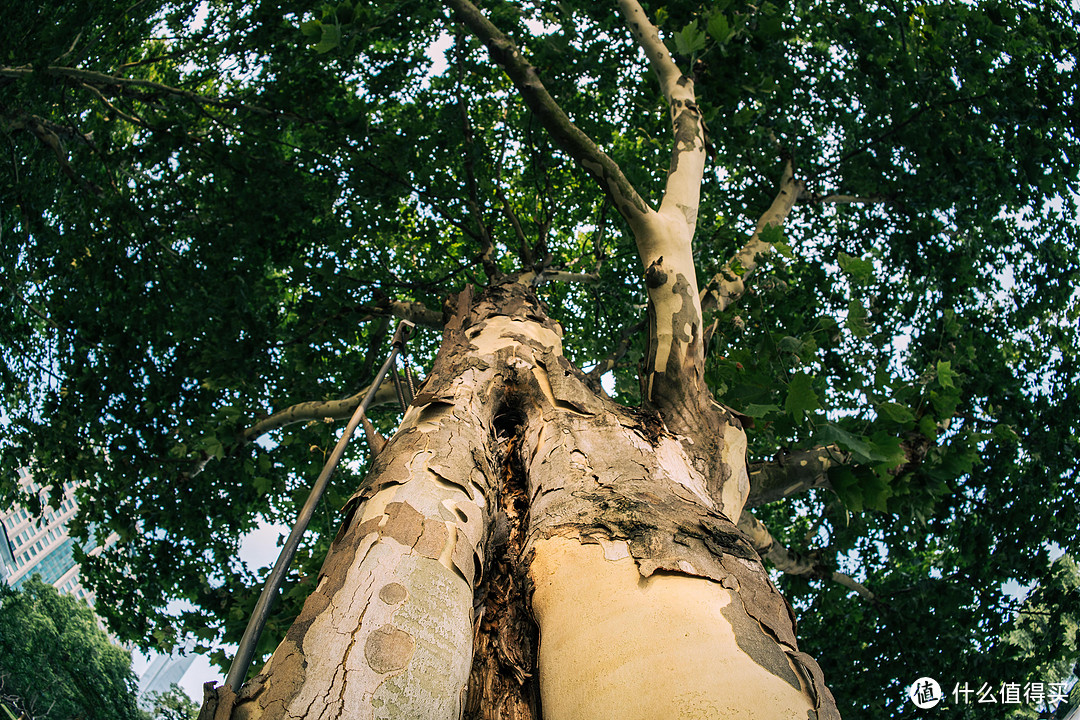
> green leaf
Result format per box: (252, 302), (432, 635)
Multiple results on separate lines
(879, 402), (915, 424)
(918, 414), (938, 439)
(673, 22), (707, 56)
(785, 372), (820, 418)
(314, 23), (341, 53)
(299, 19), (323, 38)
(993, 424), (1020, 442)
(868, 432), (907, 470)
(774, 241), (793, 258)
(707, 14), (733, 43)
(838, 252), (874, 284)
(861, 472), (893, 512)
(743, 402), (780, 418)
(760, 223), (784, 245)
(829, 466), (864, 512)
(936, 359), (959, 389)
(817, 423), (875, 464)
(846, 299), (870, 337)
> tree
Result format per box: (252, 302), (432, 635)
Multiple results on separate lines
(0, 577), (144, 720)
(144, 684), (201, 720)
(1, 0), (1078, 717)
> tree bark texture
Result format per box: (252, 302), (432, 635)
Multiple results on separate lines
(203, 281), (839, 720)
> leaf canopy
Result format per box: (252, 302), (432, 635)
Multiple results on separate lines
(1, 0), (1077, 712)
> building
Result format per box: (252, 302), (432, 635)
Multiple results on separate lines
(0, 467), (98, 601)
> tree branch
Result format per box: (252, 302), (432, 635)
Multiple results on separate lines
(800, 193), (889, 206)
(701, 161), (805, 316)
(5, 110), (104, 195)
(586, 318), (646, 387)
(241, 379), (406, 444)
(0, 271), (61, 330)
(454, 34), (500, 280)
(745, 444), (847, 508)
(0, 65), (279, 117)
(616, 0), (707, 238)
(738, 511), (876, 602)
(446, 0), (652, 230)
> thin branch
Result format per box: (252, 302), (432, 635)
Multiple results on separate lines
(0, 271), (61, 330)
(592, 197), (611, 273)
(241, 378), (406, 444)
(454, 34), (500, 280)
(0, 65), (280, 117)
(541, 270), (598, 284)
(586, 318), (647, 387)
(737, 511), (876, 602)
(117, 49), (195, 71)
(801, 193), (890, 206)
(446, 0), (652, 230)
(815, 92), (991, 178)
(496, 185), (531, 269)
(79, 82), (154, 130)
(700, 160), (805, 316)
(5, 111), (104, 195)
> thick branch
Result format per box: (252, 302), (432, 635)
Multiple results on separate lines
(446, 0), (652, 230)
(738, 512), (876, 602)
(701, 161), (805, 315)
(745, 444), (847, 508)
(616, 0), (706, 238)
(384, 299), (444, 328)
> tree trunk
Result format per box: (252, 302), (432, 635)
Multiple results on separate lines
(202, 280), (839, 720)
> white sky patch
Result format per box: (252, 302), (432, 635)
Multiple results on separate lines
(423, 31), (453, 83)
(238, 518), (290, 571)
(191, 1), (210, 32)
(601, 370), (616, 396)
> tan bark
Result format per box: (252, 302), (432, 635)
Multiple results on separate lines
(200, 0), (844, 711)
(745, 444), (846, 508)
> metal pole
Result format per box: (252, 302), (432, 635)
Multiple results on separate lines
(224, 320), (415, 690)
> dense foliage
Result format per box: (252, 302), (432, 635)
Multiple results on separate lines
(0, 577), (143, 720)
(1, 0), (1077, 715)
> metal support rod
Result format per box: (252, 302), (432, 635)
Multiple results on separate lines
(224, 320), (415, 691)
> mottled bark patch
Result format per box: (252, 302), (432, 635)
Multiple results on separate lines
(365, 624), (416, 673)
(379, 582), (408, 605)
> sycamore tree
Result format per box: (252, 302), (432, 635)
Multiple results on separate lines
(1, 0), (1078, 717)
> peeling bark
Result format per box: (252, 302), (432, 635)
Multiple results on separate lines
(202, 282), (840, 719)
(738, 512), (875, 601)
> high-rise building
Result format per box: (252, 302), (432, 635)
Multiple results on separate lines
(0, 467), (99, 600)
